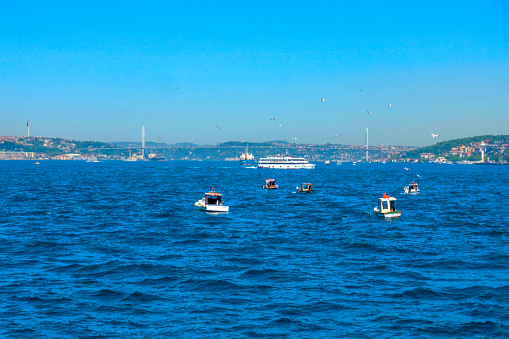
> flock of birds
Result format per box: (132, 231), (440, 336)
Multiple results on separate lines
(203, 87), (440, 140)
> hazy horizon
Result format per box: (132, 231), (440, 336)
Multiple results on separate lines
(1, 1), (508, 147)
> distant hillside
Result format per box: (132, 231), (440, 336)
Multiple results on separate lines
(174, 142), (199, 147)
(403, 134), (508, 158)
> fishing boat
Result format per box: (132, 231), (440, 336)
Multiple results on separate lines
(324, 160), (331, 165)
(194, 188), (229, 212)
(239, 147), (255, 165)
(295, 183), (315, 193)
(404, 182), (420, 195)
(374, 193), (401, 218)
(262, 179), (278, 189)
(257, 156), (316, 169)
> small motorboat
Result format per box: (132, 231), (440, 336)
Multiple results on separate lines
(404, 182), (420, 195)
(374, 193), (401, 218)
(262, 179), (278, 189)
(195, 188), (229, 213)
(324, 160), (331, 165)
(295, 183), (315, 193)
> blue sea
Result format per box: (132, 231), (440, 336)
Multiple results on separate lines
(1, 161), (508, 338)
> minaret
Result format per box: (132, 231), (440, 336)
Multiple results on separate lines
(142, 126), (145, 160)
(27, 120), (30, 138)
(480, 141), (485, 163)
(365, 127), (369, 162)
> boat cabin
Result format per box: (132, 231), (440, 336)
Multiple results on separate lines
(377, 194), (397, 213)
(263, 179), (278, 189)
(297, 183), (314, 193)
(405, 182), (420, 194)
(205, 192), (223, 205)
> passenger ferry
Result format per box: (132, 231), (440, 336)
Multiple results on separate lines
(257, 156), (316, 169)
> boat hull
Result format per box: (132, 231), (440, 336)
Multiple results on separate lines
(205, 205), (229, 212)
(377, 212), (401, 218)
(374, 207), (401, 218)
(195, 200), (229, 212)
(258, 163), (316, 169)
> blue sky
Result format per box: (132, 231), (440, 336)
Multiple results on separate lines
(1, 1), (508, 146)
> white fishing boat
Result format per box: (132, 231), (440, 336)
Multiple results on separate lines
(257, 156), (316, 169)
(194, 188), (229, 213)
(374, 193), (401, 218)
(262, 178), (278, 189)
(404, 182), (420, 195)
(295, 183), (315, 193)
(324, 160), (331, 165)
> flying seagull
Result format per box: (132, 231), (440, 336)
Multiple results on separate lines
(367, 111), (371, 115)
(359, 89), (364, 92)
(216, 125), (221, 129)
(402, 129), (406, 132)
(270, 117), (278, 120)
(176, 87), (179, 90)
(320, 98), (325, 102)
(431, 133), (439, 138)
(279, 123), (282, 127)
(334, 134), (338, 137)
(387, 104), (392, 107)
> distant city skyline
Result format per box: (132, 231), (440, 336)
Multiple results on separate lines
(1, 1), (508, 146)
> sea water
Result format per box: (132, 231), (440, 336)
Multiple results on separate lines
(1, 161), (508, 338)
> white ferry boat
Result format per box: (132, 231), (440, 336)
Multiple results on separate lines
(257, 156), (316, 169)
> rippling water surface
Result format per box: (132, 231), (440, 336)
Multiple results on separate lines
(1, 161), (508, 338)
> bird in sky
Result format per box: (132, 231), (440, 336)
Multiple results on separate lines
(402, 129), (406, 132)
(334, 134), (338, 137)
(176, 87), (179, 90)
(216, 125), (221, 129)
(387, 104), (392, 107)
(292, 137), (298, 140)
(320, 98), (325, 102)
(279, 123), (282, 127)
(431, 133), (439, 138)
(270, 117), (278, 120)
(359, 89), (364, 92)
(367, 111), (371, 115)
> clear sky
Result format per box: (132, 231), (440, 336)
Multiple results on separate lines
(1, 1), (508, 146)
